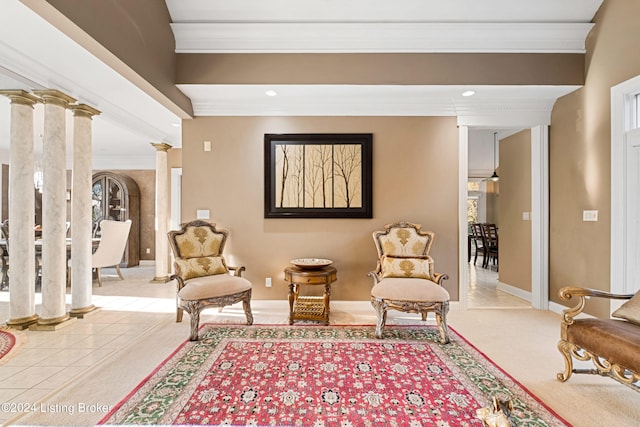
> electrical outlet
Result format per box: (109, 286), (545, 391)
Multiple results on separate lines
(265, 277), (272, 287)
(146, 248), (151, 254)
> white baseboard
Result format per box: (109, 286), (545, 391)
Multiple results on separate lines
(497, 281), (532, 302)
(548, 301), (567, 315)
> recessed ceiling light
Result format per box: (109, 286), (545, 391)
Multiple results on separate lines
(265, 90), (278, 97)
(462, 90), (476, 97)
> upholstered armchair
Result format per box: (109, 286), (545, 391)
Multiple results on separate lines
(369, 221), (450, 343)
(92, 219), (132, 286)
(168, 220), (253, 341)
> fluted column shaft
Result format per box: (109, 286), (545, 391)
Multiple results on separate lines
(0, 91), (39, 329)
(70, 104), (100, 317)
(151, 143), (172, 283)
(33, 90), (76, 328)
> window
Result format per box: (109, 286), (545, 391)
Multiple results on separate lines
(467, 196), (479, 224)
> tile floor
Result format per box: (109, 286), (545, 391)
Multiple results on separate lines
(468, 261), (531, 309)
(0, 261), (638, 426)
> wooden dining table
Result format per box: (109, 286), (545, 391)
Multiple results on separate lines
(0, 238), (101, 288)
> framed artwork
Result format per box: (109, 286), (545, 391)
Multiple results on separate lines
(264, 133), (373, 218)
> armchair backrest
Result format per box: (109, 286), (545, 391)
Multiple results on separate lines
(372, 221), (437, 280)
(372, 221), (434, 259)
(168, 220), (230, 280)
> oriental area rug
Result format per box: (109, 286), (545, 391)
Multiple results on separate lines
(0, 328), (23, 365)
(100, 324), (569, 426)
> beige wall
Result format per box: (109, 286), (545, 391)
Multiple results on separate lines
(550, 0), (640, 317)
(485, 181), (499, 226)
(177, 53), (584, 86)
(181, 116), (460, 301)
(42, 0), (192, 117)
(498, 131), (532, 292)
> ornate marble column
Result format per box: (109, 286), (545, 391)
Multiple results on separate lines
(31, 89), (76, 330)
(69, 104), (100, 318)
(0, 90), (39, 329)
(151, 142), (172, 283)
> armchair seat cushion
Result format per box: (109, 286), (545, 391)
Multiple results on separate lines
(566, 318), (640, 375)
(372, 277), (450, 302)
(178, 275), (251, 301)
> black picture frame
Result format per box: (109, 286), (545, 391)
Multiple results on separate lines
(264, 133), (373, 218)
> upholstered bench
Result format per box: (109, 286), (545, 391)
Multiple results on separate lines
(557, 287), (640, 389)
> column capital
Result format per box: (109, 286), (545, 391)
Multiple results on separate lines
(151, 142), (172, 152)
(0, 90), (39, 107)
(32, 89), (76, 108)
(70, 103), (101, 119)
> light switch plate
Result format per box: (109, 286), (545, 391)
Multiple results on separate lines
(583, 210), (598, 221)
(196, 209), (210, 219)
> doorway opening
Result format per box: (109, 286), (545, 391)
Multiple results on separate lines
(461, 126), (548, 310)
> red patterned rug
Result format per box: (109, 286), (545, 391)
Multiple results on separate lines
(100, 324), (569, 426)
(0, 328), (21, 365)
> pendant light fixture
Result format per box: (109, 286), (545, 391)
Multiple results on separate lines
(486, 132), (499, 182)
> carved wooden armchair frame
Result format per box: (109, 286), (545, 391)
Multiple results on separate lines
(168, 220), (253, 340)
(369, 221), (450, 343)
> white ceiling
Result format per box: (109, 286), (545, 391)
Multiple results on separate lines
(0, 0), (604, 169)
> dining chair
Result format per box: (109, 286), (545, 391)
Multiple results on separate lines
(91, 219), (132, 286)
(0, 220), (43, 288)
(482, 223), (499, 269)
(469, 223), (486, 265)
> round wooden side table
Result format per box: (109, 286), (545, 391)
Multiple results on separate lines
(284, 265), (337, 325)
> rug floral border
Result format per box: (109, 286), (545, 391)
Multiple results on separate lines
(0, 328), (24, 366)
(101, 325), (569, 426)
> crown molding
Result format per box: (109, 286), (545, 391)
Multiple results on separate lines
(171, 22), (594, 54)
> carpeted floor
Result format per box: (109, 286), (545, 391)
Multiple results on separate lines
(100, 324), (569, 426)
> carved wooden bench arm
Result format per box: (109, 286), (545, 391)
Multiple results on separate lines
(558, 286), (634, 325)
(557, 286), (639, 387)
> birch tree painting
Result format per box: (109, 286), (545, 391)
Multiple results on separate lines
(266, 133), (372, 218)
(275, 143), (362, 209)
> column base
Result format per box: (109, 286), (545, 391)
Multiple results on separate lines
(69, 305), (99, 319)
(6, 314), (40, 330)
(30, 314), (76, 331)
(150, 276), (170, 283)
